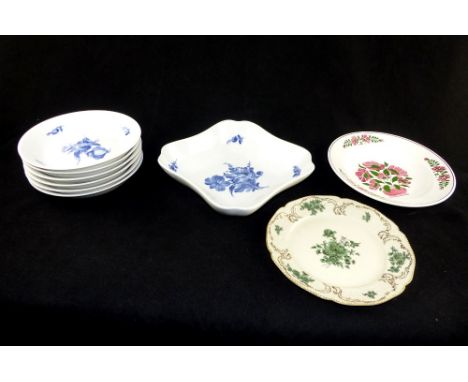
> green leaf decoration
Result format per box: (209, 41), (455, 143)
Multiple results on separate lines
(387, 246), (410, 273)
(286, 264), (314, 286)
(363, 291), (377, 299)
(312, 229), (360, 269)
(362, 212), (371, 222)
(343, 135), (383, 148)
(300, 200), (325, 215)
(323, 229), (336, 239)
(424, 157), (450, 190)
(275, 225), (283, 235)
(356, 161), (412, 196)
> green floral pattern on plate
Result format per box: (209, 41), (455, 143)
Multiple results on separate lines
(300, 200), (325, 215)
(312, 229), (360, 269)
(362, 212), (371, 222)
(286, 264), (314, 286)
(275, 225), (283, 235)
(388, 246), (410, 273)
(267, 195), (416, 306)
(363, 291), (377, 298)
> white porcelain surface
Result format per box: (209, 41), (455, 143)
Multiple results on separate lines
(18, 110), (141, 170)
(24, 140), (142, 183)
(267, 195), (416, 306)
(27, 153), (143, 197)
(24, 151), (142, 190)
(328, 131), (456, 207)
(24, 138), (142, 178)
(158, 120), (315, 215)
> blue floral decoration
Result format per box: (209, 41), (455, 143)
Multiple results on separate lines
(63, 137), (110, 162)
(293, 165), (301, 177)
(226, 134), (244, 144)
(205, 162), (265, 196)
(122, 127), (130, 136)
(169, 160), (178, 172)
(47, 126), (63, 136)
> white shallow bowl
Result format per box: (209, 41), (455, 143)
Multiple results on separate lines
(26, 153), (143, 197)
(158, 120), (315, 215)
(24, 140), (142, 183)
(328, 131), (456, 207)
(266, 195), (415, 306)
(24, 150), (142, 190)
(24, 138), (142, 178)
(18, 110), (141, 171)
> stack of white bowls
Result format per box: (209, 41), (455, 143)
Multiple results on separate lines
(17, 110), (143, 197)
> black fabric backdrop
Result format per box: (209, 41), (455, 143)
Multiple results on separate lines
(0, 36), (467, 345)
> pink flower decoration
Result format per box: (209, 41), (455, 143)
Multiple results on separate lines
(432, 166), (446, 172)
(355, 168), (369, 181)
(378, 172), (389, 179)
(438, 174), (450, 182)
(362, 135), (370, 142)
(399, 176), (411, 185)
(383, 187), (407, 197)
(388, 165), (408, 177)
(351, 136), (358, 145)
(362, 161), (384, 169)
(356, 160), (411, 197)
(368, 179), (379, 190)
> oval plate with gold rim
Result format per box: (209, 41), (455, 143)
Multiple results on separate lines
(266, 195), (416, 306)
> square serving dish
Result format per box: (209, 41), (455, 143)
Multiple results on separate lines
(158, 120), (315, 215)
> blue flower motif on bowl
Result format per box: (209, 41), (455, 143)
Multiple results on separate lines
(205, 162), (265, 196)
(293, 165), (301, 177)
(169, 160), (178, 172)
(226, 134), (244, 144)
(204, 175), (231, 191)
(47, 126), (63, 136)
(63, 137), (110, 162)
(122, 127), (130, 136)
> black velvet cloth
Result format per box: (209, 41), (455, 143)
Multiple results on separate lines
(0, 36), (467, 344)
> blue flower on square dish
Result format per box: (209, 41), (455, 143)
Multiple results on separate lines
(169, 160), (178, 172)
(205, 175), (232, 192)
(157, 119), (314, 215)
(293, 165), (301, 177)
(205, 162), (266, 196)
(226, 134), (244, 144)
